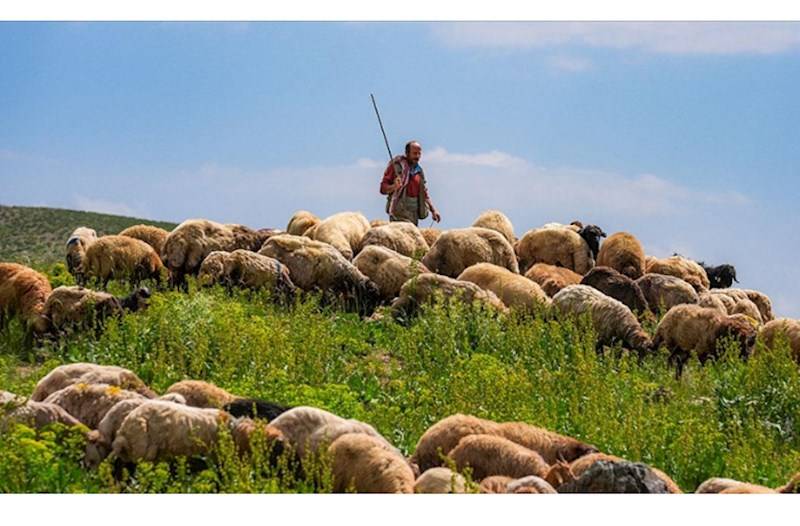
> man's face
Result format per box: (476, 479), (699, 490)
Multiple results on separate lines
(407, 143), (422, 164)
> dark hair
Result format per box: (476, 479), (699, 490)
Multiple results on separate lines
(405, 140), (421, 155)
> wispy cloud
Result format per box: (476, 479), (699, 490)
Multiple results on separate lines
(432, 22), (800, 55)
(547, 55), (593, 72)
(72, 195), (145, 218)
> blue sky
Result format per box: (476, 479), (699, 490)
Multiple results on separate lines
(2, 22), (799, 316)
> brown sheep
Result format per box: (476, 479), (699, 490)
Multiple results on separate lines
(119, 224), (169, 256)
(515, 225), (605, 275)
(636, 273), (699, 313)
(369, 219), (389, 228)
(43, 383), (147, 429)
(328, 433), (415, 493)
(0, 392), (82, 430)
(31, 363), (155, 402)
(479, 475), (514, 493)
(353, 245), (430, 302)
(524, 263), (583, 297)
(472, 210), (516, 244)
(358, 222), (429, 258)
(0, 263), (51, 340)
(548, 453), (682, 493)
(740, 289), (774, 322)
(65, 227), (97, 279)
(507, 475), (558, 494)
(695, 477), (775, 493)
(420, 227), (441, 247)
(414, 467), (467, 493)
(495, 421), (598, 465)
(580, 266), (649, 313)
(552, 285), (652, 353)
(165, 380), (237, 409)
(458, 262), (551, 311)
(448, 434), (549, 480)
(422, 227), (519, 277)
(228, 417), (287, 458)
(652, 304), (758, 376)
(390, 273), (509, 320)
(596, 232), (646, 279)
(197, 249), (295, 298)
(310, 211), (371, 260)
(697, 292), (730, 315)
(759, 318), (800, 363)
(42, 286), (151, 335)
(286, 210), (320, 236)
(82, 235), (164, 288)
(645, 255), (710, 292)
(259, 234), (380, 314)
(707, 289), (764, 325)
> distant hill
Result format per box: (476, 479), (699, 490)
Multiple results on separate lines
(0, 205), (177, 265)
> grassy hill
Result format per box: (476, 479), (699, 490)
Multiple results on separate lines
(0, 205), (177, 265)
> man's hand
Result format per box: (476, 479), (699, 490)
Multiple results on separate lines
(432, 210), (441, 223)
(390, 177), (403, 192)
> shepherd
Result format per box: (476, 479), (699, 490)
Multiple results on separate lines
(380, 140), (441, 226)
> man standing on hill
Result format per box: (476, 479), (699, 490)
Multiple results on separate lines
(380, 140), (441, 226)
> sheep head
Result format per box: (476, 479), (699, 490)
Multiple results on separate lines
(579, 225), (607, 259)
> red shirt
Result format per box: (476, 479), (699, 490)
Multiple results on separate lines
(381, 158), (422, 197)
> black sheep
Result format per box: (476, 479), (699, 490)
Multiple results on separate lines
(223, 398), (293, 421)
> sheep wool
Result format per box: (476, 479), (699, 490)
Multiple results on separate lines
(695, 478), (775, 494)
(328, 433), (415, 493)
(118, 224), (170, 256)
(0, 263), (51, 335)
(645, 255), (710, 292)
(286, 210), (321, 237)
(448, 434), (549, 481)
(515, 227), (593, 275)
(82, 235), (164, 287)
(524, 263), (583, 298)
(353, 245), (430, 302)
(310, 211), (371, 260)
(198, 249), (295, 294)
(580, 266), (649, 313)
(472, 210), (516, 244)
(596, 232), (646, 279)
(390, 273), (509, 319)
(43, 383), (147, 429)
(31, 363), (156, 402)
(419, 227), (441, 248)
(479, 475), (514, 494)
(458, 262), (551, 311)
(0, 397), (82, 430)
(759, 318), (800, 363)
(495, 421), (598, 465)
(410, 414), (502, 472)
(636, 273), (699, 313)
(42, 286), (123, 333)
(506, 475), (558, 494)
(740, 289), (774, 322)
(422, 227), (519, 278)
(358, 222), (429, 258)
(165, 380), (237, 409)
(414, 467), (467, 494)
(65, 227), (97, 278)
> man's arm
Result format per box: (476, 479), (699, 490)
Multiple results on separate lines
(425, 195), (441, 223)
(380, 162), (399, 195)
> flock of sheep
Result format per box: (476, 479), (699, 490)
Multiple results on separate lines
(2, 362), (798, 493)
(1, 208), (800, 493)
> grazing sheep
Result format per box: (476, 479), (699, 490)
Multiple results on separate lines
(111, 402), (231, 463)
(740, 289), (774, 322)
(458, 262), (551, 311)
(390, 273), (509, 320)
(524, 263), (583, 297)
(580, 266), (649, 313)
(699, 262), (738, 289)
(0, 263), (51, 339)
(65, 227), (97, 279)
(552, 285), (652, 353)
(82, 235), (164, 288)
(479, 475), (514, 493)
(420, 227), (441, 247)
(0, 393), (82, 430)
(515, 224), (605, 275)
(507, 475), (558, 494)
(165, 380), (237, 409)
(422, 227), (518, 277)
(43, 383), (147, 429)
(705, 289), (764, 325)
(42, 285), (151, 334)
(197, 249), (295, 298)
(31, 363), (156, 402)
(310, 211), (370, 260)
(414, 467), (467, 494)
(495, 421), (598, 465)
(759, 318), (800, 363)
(259, 234), (381, 314)
(353, 245), (430, 302)
(328, 433), (415, 493)
(636, 273), (699, 313)
(645, 255), (710, 292)
(228, 417), (287, 458)
(697, 292), (730, 315)
(448, 434), (549, 480)
(695, 477), (775, 494)
(596, 232), (646, 279)
(119, 224), (169, 256)
(307, 420), (398, 458)
(161, 219), (267, 287)
(222, 398), (293, 421)
(472, 210), (516, 244)
(358, 222), (429, 258)
(652, 304), (758, 376)
(286, 210), (321, 237)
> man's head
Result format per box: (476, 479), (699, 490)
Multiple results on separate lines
(405, 140), (422, 165)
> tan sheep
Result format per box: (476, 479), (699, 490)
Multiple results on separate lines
(524, 263), (583, 297)
(652, 304), (758, 376)
(697, 292), (730, 315)
(310, 211), (371, 260)
(118, 224), (169, 256)
(165, 380), (237, 409)
(448, 434), (549, 480)
(228, 417), (287, 457)
(636, 273), (699, 313)
(111, 402), (230, 463)
(353, 245), (430, 302)
(645, 255), (710, 292)
(759, 318), (800, 363)
(708, 289), (764, 325)
(740, 289), (774, 322)
(307, 419), (398, 457)
(479, 475), (514, 493)
(286, 210), (320, 236)
(0, 263), (51, 339)
(0, 392), (82, 430)
(43, 383), (147, 429)
(42, 285), (151, 335)
(65, 227), (97, 279)
(328, 433), (415, 493)
(596, 232), (646, 279)
(358, 222), (429, 258)
(495, 421), (598, 465)
(422, 227), (519, 277)
(390, 273), (509, 319)
(197, 249), (295, 297)
(515, 227), (593, 275)
(506, 475), (558, 494)
(472, 210), (516, 244)
(31, 363), (155, 402)
(552, 285), (652, 353)
(369, 219), (389, 228)
(457, 262), (551, 311)
(414, 467), (467, 493)
(564, 452), (682, 493)
(82, 235), (164, 288)
(420, 227), (441, 247)
(695, 478), (775, 494)
(259, 234), (380, 313)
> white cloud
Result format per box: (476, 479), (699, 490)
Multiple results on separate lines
(72, 195), (144, 218)
(547, 55), (593, 72)
(432, 22), (800, 55)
